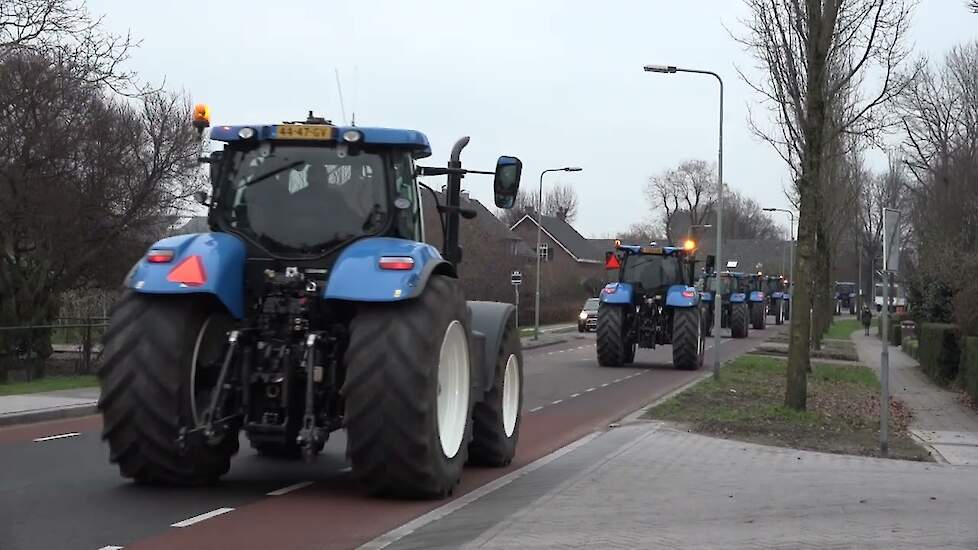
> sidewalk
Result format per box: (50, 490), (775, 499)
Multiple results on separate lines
(853, 331), (978, 465)
(381, 422), (978, 549)
(519, 323), (582, 350)
(0, 387), (99, 426)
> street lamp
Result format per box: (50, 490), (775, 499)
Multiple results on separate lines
(645, 63), (724, 379)
(534, 166), (583, 340)
(762, 207), (796, 300)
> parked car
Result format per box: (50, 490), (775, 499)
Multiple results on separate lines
(578, 297), (600, 332)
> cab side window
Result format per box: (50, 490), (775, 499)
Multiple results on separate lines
(392, 152), (421, 241)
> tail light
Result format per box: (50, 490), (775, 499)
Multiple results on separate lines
(378, 256), (415, 270)
(146, 249), (174, 263)
(681, 289), (696, 298)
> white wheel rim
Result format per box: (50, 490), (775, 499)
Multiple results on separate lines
(437, 320), (470, 459)
(502, 354), (520, 437)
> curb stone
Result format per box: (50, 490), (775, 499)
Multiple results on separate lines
(0, 403), (98, 427)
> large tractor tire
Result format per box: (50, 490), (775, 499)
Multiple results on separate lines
(751, 303), (766, 330)
(671, 308), (704, 371)
(344, 275), (475, 499)
(596, 303), (628, 367)
(703, 305), (714, 337)
(468, 320), (522, 467)
(730, 302), (749, 339)
(98, 292), (240, 485)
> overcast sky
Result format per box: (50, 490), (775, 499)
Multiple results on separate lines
(88, 0), (975, 237)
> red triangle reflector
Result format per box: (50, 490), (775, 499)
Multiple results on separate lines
(167, 255), (207, 286)
(605, 252), (621, 270)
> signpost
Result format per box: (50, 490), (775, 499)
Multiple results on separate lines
(511, 271), (522, 328)
(880, 208), (902, 457)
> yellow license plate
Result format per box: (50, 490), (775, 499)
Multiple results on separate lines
(274, 124), (334, 140)
(640, 246), (663, 255)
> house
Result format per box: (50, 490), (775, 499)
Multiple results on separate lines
(509, 210), (608, 321)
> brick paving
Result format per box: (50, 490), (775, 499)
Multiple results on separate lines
(853, 331), (978, 465)
(432, 424), (978, 549)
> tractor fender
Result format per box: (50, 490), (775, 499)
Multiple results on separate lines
(700, 292), (713, 303)
(665, 285), (699, 307)
(771, 292), (783, 299)
(468, 301), (517, 394)
(729, 292), (747, 303)
(124, 232), (246, 318)
(600, 282), (634, 305)
(749, 291), (765, 303)
(323, 237), (456, 302)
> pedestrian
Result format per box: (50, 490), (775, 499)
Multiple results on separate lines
(861, 306), (872, 336)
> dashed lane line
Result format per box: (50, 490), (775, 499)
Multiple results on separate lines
(98, 546), (124, 550)
(33, 432), (80, 442)
(267, 481), (314, 496)
(569, 393), (581, 398)
(529, 406), (544, 413)
(585, 387), (596, 392)
(171, 508), (235, 528)
(551, 399), (563, 405)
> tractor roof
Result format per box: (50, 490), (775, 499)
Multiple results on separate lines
(616, 244), (691, 256)
(208, 124), (432, 158)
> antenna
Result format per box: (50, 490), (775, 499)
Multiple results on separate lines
(334, 68), (348, 125)
(351, 65), (359, 127)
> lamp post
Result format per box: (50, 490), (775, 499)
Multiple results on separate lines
(762, 208), (796, 299)
(645, 64), (724, 379)
(534, 166), (583, 340)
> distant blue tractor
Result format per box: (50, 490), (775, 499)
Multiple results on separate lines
(746, 273), (768, 330)
(834, 281), (857, 315)
(763, 275), (788, 325)
(700, 271), (750, 339)
(596, 243), (704, 370)
(98, 109), (525, 498)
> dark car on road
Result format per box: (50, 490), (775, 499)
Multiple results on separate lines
(578, 297), (600, 332)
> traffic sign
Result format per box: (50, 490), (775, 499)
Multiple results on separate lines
(511, 271), (522, 286)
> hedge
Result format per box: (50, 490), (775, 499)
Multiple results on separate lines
(902, 337), (919, 360)
(918, 323), (961, 386)
(876, 318), (903, 346)
(960, 337), (978, 405)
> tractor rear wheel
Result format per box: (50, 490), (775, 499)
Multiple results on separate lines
(751, 302), (766, 330)
(731, 302), (749, 339)
(468, 319), (522, 467)
(596, 303), (628, 367)
(98, 292), (240, 485)
(672, 308), (703, 371)
(344, 275), (474, 498)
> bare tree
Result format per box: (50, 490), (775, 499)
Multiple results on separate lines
(646, 160), (716, 242)
(496, 189), (538, 228)
(970, 1), (978, 13)
(738, 0), (916, 410)
(0, 51), (200, 380)
(721, 189), (785, 240)
(544, 183), (579, 223)
(0, 0), (141, 93)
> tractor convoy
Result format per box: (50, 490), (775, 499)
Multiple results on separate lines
(98, 108), (526, 498)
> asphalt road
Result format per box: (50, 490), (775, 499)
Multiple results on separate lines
(0, 322), (781, 550)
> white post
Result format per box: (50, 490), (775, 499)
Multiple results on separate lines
(880, 270), (891, 457)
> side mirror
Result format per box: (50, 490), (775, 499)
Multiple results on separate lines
(208, 150), (223, 183)
(493, 156), (522, 209)
(705, 255), (716, 273)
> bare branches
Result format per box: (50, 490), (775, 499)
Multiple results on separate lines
(645, 160), (717, 242)
(0, 0), (142, 94)
(544, 183), (579, 223)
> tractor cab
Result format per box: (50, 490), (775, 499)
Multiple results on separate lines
(834, 281), (857, 315)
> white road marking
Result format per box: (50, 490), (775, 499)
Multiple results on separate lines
(171, 507), (235, 528)
(33, 432), (80, 442)
(98, 546), (124, 550)
(529, 406), (544, 413)
(359, 432), (603, 549)
(569, 393), (581, 398)
(267, 481), (314, 496)
(551, 399), (563, 405)
(585, 387), (596, 392)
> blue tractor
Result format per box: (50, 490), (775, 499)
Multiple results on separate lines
(596, 243), (704, 369)
(746, 273), (768, 330)
(834, 281), (857, 315)
(763, 275), (788, 325)
(700, 270), (750, 339)
(97, 108), (526, 498)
